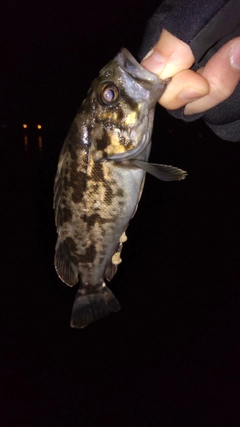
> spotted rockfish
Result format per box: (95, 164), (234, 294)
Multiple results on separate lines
(54, 48), (187, 328)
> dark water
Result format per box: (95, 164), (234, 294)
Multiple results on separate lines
(1, 113), (240, 426)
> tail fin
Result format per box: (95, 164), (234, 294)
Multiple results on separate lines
(70, 283), (121, 328)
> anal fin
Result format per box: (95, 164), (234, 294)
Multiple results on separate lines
(104, 232), (127, 282)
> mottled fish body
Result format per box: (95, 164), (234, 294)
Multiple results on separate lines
(54, 49), (187, 328)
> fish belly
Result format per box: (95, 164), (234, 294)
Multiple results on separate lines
(76, 159), (145, 286)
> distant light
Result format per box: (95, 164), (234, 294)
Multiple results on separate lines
(37, 124), (42, 130)
(23, 124), (27, 129)
(24, 134), (28, 150)
(38, 136), (43, 150)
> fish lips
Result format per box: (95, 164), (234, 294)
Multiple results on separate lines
(115, 48), (168, 106)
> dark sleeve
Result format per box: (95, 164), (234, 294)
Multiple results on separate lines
(139, 0), (240, 142)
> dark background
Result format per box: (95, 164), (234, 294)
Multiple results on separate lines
(1, 1), (240, 426)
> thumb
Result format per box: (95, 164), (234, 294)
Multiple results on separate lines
(141, 29), (209, 109)
(141, 29), (195, 80)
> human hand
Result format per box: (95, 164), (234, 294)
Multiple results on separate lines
(141, 29), (240, 115)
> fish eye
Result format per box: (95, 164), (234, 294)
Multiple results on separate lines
(99, 82), (119, 106)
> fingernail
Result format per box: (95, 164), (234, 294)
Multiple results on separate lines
(230, 41), (240, 70)
(142, 49), (153, 60)
(141, 50), (165, 74)
(178, 87), (206, 101)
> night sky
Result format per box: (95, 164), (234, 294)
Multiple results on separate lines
(1, 1), (240, 426)
(2, 1), (156, 127)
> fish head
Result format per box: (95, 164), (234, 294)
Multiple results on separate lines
(82, 49), (167, 161)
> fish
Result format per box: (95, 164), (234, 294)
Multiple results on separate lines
(53, 48), (187, 328)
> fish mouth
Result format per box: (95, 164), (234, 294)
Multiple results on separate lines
(115, 48), (168, 100)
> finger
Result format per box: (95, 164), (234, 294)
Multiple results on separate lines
(184, 37), (240, 115)
(141, 29), (195, 80)
(159, 69), (209, 110)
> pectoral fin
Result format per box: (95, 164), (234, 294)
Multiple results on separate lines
(130, 160), (187, 181)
